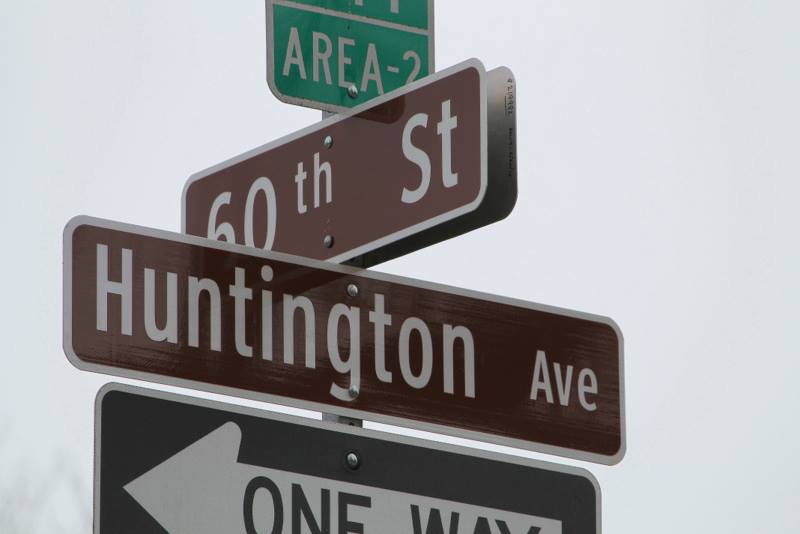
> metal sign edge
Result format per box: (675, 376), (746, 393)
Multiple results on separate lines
(264, 0), (437, 113)
(66, 215), (625, 465)
(92, 382), (602, 533)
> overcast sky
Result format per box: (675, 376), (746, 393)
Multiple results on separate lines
(2, 1), (799, 532)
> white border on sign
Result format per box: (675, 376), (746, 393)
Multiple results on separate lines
(65, 215), (626, 465)
(93, 382), (602, 534)
(265, 0), (436, 113)
(182, 58), (487, 265)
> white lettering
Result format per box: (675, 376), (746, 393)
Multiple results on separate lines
(295, 162), (308, 214)
(96, 244), (132, 335)
(261, 265), (274, 361)
(553, 362), (573, 407)
(399, 318), (433, 389)
(144, 268), (177, 343)
(530, 350), (554, 403)
(283, 295), (316, 367)
(354, 0), (400, 14)
(244, 177), (277, 251)
(90, 253), (487, 401)
(229, 267), (253, 357)
(368, 293), (393, 383)
(578, 368), (598, 411)
(312, 31), (333, 84)
(337, 37), (355, 88)
(437, 100), (458, 188)
(327, 304), (361, 401)
(283, 27), (307, 79)
(313, 152), (333, 208)
(401, 113), (431, 204)
(442, 325), (475, 398)
(361, 43), (384, 94)
(188, 277), (221, 351)
(530, 351), (599, 412)
(207, 192), (235, 242)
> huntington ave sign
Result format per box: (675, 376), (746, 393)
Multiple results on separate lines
(64, 217), (624, 464)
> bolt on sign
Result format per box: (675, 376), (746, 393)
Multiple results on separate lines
(96, 384), (601, 533)
(64, 217), (625, 464)
(266, 0), (435, 112)
(184, 59), (517, 268)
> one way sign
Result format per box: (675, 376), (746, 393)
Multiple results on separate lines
(96, 384), (601, 533)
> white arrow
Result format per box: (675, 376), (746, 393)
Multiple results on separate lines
(124, 422), (560, 534)
(124, 422), (252, 533)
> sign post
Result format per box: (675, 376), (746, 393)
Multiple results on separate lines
(184, 59), (516, 267)
(96, 383), (601, 533)
(266, 0), (435, 112)
(64, 216), (624, 464)
(62, 1), (627, 528)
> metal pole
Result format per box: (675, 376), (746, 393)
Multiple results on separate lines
(320, 109), (363, 429)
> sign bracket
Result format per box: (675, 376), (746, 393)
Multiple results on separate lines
(321, 413), (363, 427)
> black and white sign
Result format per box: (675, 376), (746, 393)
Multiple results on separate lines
(96, 384), (601, 533)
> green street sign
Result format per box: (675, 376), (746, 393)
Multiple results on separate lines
(266, 0), (434, 112)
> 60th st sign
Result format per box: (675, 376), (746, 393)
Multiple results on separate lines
(184, 60), (517, 267)
(64, 217), (625, 464)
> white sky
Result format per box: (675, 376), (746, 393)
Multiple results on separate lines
(2, 1), (799, 532)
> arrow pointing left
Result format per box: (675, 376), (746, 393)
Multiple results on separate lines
(124, 422), (250, 533)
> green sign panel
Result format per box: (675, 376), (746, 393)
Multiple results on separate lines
(266, 0), (434, 112)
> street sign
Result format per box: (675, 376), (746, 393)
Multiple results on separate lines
(184, 59), (517, 268)
(96, 383), (601, 533)
(64, 216), (625, 464)
(266, 0), (435, 112)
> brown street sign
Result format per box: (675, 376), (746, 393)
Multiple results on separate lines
(64, 217), (625, 464)
(183, 59), (517, 268)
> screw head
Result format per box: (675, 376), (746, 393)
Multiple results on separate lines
(345, 451), (360, 470)
(347, 84), (358, 99)
(346, 283), (359, 298)
(323, 135), (333, 149)
(348, 385), (359, 399)
(323, 234), (334, 248)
